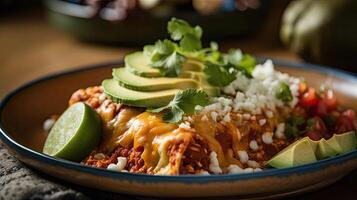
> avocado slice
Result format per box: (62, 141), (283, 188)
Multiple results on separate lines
(102, 79), (179, 108)
(318, 131), (357, 158)
(125, 51), (204, 77)
(331, 131), (357, 153)
(113, 68), (200, 91)
(316, 139), (338, 159)
(102, 79), (220, 108)
(267, 137), (317, 168)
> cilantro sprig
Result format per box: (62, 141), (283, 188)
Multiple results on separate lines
(168, 18), (202, 52)
(284, 116), (305, 138)
(203, 62), (236, 87)
(150, 89), (209, 123)
(276, 82), (293, 103)
(224, 49), (257, 77)
(144, 40), (185, 77)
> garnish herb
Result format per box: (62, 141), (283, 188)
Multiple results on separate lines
(168, 18), (202, 52)
(144, 39), (185, 77)
(203, 62), (237, 87)
(284, 116), (305, 138)
(223, 49), (257, 77)
(150, 89), (209, 123)
(276, 82), (293, 103)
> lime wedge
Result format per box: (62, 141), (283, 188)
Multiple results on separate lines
(267, 137), (317, 168)
(43, 102), (101, 162)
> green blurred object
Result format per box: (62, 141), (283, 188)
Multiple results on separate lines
(281, 0), (357, 69)
(44, 0), (268, 46)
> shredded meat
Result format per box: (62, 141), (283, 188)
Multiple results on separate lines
(84, 145), (147, 173)
(179, 134), (210, 174)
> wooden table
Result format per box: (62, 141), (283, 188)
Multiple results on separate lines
(0, 10), (355, 200)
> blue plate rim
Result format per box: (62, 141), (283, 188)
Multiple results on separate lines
(0, 58), (356, 184)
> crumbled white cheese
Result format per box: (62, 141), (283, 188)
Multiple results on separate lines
(183, 116), (194, 123)
(43, 118), (56, 132)
(247, 160), (261, 168)
(227, 165), (244, 174)
(211, 111), (218, 121)
(253, 168), (263, 172)
(238, 150), (249, 163)
(198, 170), (210, 175)
(262, 132), (273, 144)
(243, 168), (254, 173)
(275, 123), (286, 139)
(209, 151), (222, 174)
(107, 157), (127, 172)
(259, 119), (266, 126)
(249, 140), (259, 151)
(216, 60), (300, 117)
(179, 121), (192, 131)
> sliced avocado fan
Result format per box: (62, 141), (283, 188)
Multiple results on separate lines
(125, 51), (204, 77)
(102, 79), (180, 108)
(267, 131), (356, 168)
(113, 68), (200, 91)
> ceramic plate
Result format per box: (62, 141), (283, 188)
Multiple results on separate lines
(0, 59), (356, 199)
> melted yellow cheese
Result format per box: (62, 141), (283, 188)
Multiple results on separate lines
(102, 111), (193, 174)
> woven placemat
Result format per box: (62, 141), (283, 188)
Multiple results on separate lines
(0, 142), (140, 200)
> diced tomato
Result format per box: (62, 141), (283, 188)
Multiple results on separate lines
(314, 100), (328, 117)
(322, 89), (337, 111)
(305, 116), (328, 139)
(312, 117), (328, 134)
(306, 131), (323, 141)
(335, 109), (357, 134)
(300, 88), (319, 107)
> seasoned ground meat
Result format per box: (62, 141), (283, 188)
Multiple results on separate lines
(179, 135), (210, 174)
(84, 145), (147, 173)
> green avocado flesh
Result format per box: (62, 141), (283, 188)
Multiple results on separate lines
(103, 50), (220, 108)
(113, 68), (200, 91)
(125, 51), (204, 77)
(317, 131), (356, 159)
(267, 131), (357, 168)
(267, 137), (317, 169)
(103, 78), (220, 108)
(102, 79), (180, 108)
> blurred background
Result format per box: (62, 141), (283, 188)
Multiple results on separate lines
(0, 0), (356, 98)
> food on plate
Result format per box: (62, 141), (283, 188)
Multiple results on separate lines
(43, 102), (101, 162)
(267, 131), (356, 168)
(42, 18), (357, 175)
(266, 137), (317, 169)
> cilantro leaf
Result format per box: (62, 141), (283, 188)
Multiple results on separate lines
(284, 124), (300, 139)
(150, 89), (209, 123)
(238, 54), (256, 76)
(276, 82), (293, 103)
(284, 116), (305, 138)
(203, 62), (236, 87)
(167, 18), (202, 52)
(224, 49), (256, 77)
(144, 39), (185, 77)
(182, 41), (222, 63)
